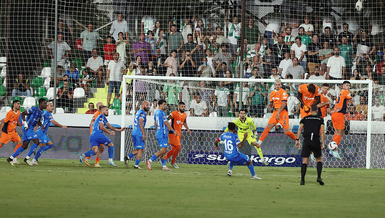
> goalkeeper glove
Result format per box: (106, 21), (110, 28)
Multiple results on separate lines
(253, 131), (258, 139)
(23, 122), (29, 130)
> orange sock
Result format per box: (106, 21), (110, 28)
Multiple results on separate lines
(86, 156), (90, 160)
(95, 157), (100, 164)
(165, 145), (176, 160)
(285, 131), (297, 141)
(333, 135), (342, 146)
(14, 144), (22, 159)
(259, 127), (270, 142)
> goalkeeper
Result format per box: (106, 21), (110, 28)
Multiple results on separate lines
(224, 109), (268, 165)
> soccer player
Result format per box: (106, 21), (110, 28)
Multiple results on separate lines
(145, 99), (177, 171)
(7, 98), (47, 166)
(80, 106), (125, 167)
(297, 83), (321, 118)
(317, 83), (330, 118)
(27, 102), (68, 165)
(164, 101), (191, 169)
(0, 100), (22, 164)
(295, 104), (325, 185)
(329, 80), (351, 159)
(124, 101), (150, 169)
(225, 109), (267, 165)
(86, 102), (105, 163)
(257, 79), (297, 146)
(214, 122), (260, 180)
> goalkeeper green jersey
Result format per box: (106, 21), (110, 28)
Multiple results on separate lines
(225, 117), (256, 133)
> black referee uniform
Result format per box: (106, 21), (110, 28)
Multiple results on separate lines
(300, 115), (324, 158)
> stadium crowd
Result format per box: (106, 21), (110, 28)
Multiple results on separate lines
(7, 11), (385, 121)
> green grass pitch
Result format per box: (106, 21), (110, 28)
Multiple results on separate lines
(0, 158), (384, 217)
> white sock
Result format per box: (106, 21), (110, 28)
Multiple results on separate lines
(26, 156), (30, 159)
(108, 158), (113, 162)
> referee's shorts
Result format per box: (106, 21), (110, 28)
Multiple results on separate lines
(301, 138), (322, 158)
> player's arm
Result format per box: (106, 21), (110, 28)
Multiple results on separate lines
(164, 120), (178, 137)
(214, 137), (220, 149)
(99, 122), (114, 135)
(320, 124), (325, 150)
(183, 121), (191, 135)
(238, 132), (248, 149)
(277, 100), (286, 114)
(295, 123), (304, 148)
(37, 120), (44, 130)
(297, 92), (305, 106)
(51, 120), (67, 129)
(313, 95), (320, 107)
(106, 123), (126, 132)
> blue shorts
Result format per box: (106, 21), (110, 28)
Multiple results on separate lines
(37, 131), (50, 144)
(89, 133), (112, 147)
(132, 135), (144, 150)
(157, 137), (168, 148)
(226, 153), (250, 165)
(22, 128), (38, 142)
(108, 81), (121, 95)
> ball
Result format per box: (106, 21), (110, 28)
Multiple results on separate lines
(328, 141), (338, 150)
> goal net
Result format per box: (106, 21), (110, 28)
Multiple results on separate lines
(121, 75), (381, 169)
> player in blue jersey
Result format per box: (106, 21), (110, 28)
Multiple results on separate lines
(214, 122), (261, 179)
(7, 98), (47, 166)
(80, 106), (125, 167)
(23, 102), (67, 165)
(145, 99), (178, 171)
(124, 101), (150, 169)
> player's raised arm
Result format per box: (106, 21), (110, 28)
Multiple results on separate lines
(51, 120), (67, 129)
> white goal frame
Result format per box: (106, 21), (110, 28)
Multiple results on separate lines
(121, 75), (373, 169)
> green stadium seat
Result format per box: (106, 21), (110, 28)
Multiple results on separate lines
(110, 99), (122, 109)
(0, 85), (5, 96)
(73, 58), (84, 69)
(33, 86), (46, 98)
(10, 96), (23, 107)
(43, 59), (51, 67)
(31, 77), (43, 88)
(0, 77), (3, 85)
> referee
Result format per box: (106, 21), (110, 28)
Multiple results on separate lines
(295, 104), (325, 186)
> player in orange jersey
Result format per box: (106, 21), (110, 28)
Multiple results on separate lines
(0, 100), (22, 164)
(317, 83), (331, 118)
(164, 101), (191, 169)
(257, 79), (297, 146)
(297, 83), (321, 118)
(329, 81), (351, 159)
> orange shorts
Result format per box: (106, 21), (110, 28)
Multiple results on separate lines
(300, 107), (311, 119)
(169, 134), (181, 146)
(332, 112), (345, 130)
(268, 110), (290, 129)
(0, 132), (21, 144)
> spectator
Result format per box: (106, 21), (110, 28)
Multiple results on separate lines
(181, 81), (191, 110)
(326, 47), (346, 80)
(307, 34), (322, 75)
(224, 70), (235, 112)
(85, 102), (96, 114)
(57, 20), (71, 43)
(149, 99), (158, 116)
(339, 36), (354, 79)
(299, 16), (314, 36)
(131, 33), (152, 65)
(134, 55), (144, 74)
(206, 34), (219, 55)
(350, 69), (363, 88)
(213, 44), (232, 70)
(134, 68), (148, 109)
(181, 18), (193, 43)
(225, 10), (241, 55)
(154, 20), (161, 39)
(50, 65), (65, 87)
(319, 41), (333, 65)
(247, 42), (262, 61)
(259, 37), (269, 57)
(57, 81), (73, 112)
(286, 87), (300, 119)
(356, 96), (368, 119)
(319, 26), (336, 48)
(198, 57), (212, 78)
(282, 27), (295, 48)
(344, 105), (365, 121)
(248, 79), (267, 118)
(116, 32), (129, 64)
(233, 82), (250, 117)
(205, 49), (215, 73)
(338, 23), (354, 46)
(272, 35), (289, 62)
(162, 73), (182, 114)
(267, 67), (281, 90)
(179, 51), (197, 77)
(145, 61), (157, 76)
(65, 63), (80, 86)
(248, 67), (260, 86)
(106, 52), (126, 107)
(235, 38), (250, 78)
(372, 97), (385, 121)
(356, 53), (374, 76)
(80, 23), (99, 64)
(86, 48), (103, 87)
(245, 17), (261, 50)
(291, 36), (307, 71)
(103, 36), (116, 66)
(145, 31), (156, 57)
(154, 47), (167, 76)
(141, 15), (156, 35)
(353, 30), (376, 57)
(80, 69), (92, 96)
(59, 74), (72, 88)
(196, 81), (213, 108)
(366, 68), (379, 84)
(190, 93), (208, 117)
(120, 62), (134, 114)
(109, 13), (128, 42)
(262, 47), (277, 78)
(215, 62), (227, 78)
(12, 74), (31, 98)
(249, 55), (264, 77)
(215, 27), (227, 45)
(181, 33), (198, 58)
(285, 16), (301, 37)
(163, 50), (180, 77)
(298, 27), (311, 47)
(308, 66), (325, 80)
(168, 24), (184, 56)
(260, 7), (283, 46)
(47, 33), (71, 72)
(279, 52), (293, 79)
(286, 57), (305, 79)
(214, 81), (230, 117)
(155, 29), (167, 55)
(379, 66), (385, 85)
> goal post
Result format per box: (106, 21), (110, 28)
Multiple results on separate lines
(121, 75), (376, 169)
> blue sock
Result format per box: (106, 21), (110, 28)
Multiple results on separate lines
(84, 150), (96, 157)
(150, 154), (157, 162)
(248, 164), (256, 176)
(35, 144), (54, 161)
(108, 146), (114, 159)
(27, 143), (39, 158)
(11, 146), (25, 159)
(135, 159), (141, 166)
(128, 153), (135, 158)
(229, 162), (234, 170)
(161, 159), (166, 167)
